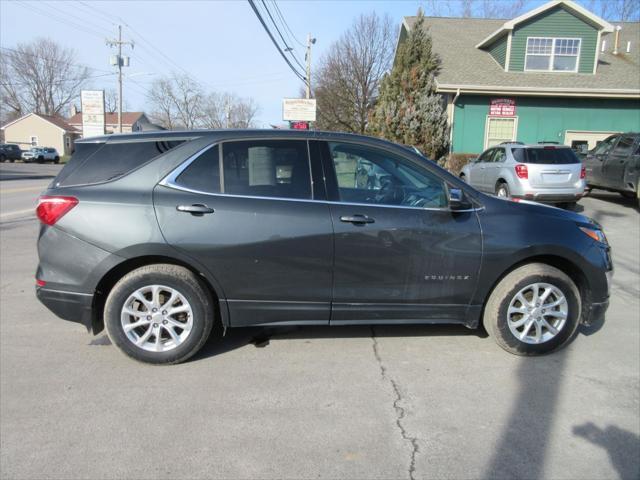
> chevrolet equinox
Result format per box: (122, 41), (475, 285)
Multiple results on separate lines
(35, 130), (612, 364)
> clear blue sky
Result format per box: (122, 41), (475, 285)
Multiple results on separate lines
(0, 0), (624, 126)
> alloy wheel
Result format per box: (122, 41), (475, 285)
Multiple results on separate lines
(120, 285), (193, 352)
(506, 282), (568, 344)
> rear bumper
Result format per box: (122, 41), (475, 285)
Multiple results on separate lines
(36, 286), (94, 332)
(513, 192), (584, 203)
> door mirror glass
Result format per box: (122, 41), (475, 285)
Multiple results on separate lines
(448, 188), (472, 211)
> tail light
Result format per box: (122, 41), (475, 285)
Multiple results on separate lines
(36, 196), (78, 225)
(580, 165), (586, 179)
(514, 164), (528, 179)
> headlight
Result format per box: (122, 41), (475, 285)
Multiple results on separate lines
(579, 226), (608, 244)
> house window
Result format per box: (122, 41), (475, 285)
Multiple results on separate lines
(30, 136), (38, 146)
(485, 117), (518, 149)
(525, 37), (581, 72)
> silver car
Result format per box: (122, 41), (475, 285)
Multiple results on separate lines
(460, 143), (586, 206)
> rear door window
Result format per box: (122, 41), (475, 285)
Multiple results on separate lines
(512, 147), (580, 164)
(174, 145), (221, 194)
(221, 140), (311, 199)
(55, 139), (186, 187)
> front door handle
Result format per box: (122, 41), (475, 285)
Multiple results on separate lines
(176, 204), (215, 215)
(340, 214), (375, 224)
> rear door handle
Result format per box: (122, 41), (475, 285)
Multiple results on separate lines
(176, 204), (215, 215)
(340, 214), (375, 224)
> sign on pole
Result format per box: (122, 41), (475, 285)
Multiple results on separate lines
(283, 98), (316, 122)
(81, 90), (105, 137)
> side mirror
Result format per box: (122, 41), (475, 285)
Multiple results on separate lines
(449, 188), (472, 211)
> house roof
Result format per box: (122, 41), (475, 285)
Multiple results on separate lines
(476, 0), (613, 48)
(67, 111), (145, 126)
(1, 113), (79, 132)
(401, 16), (640, 97)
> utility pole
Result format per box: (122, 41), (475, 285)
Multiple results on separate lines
(106, 26), (134, 133)
(305, 34), (316, 99)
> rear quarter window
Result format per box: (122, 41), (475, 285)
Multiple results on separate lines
(512, 147), (580, 164)
(54, 140), (186, 187)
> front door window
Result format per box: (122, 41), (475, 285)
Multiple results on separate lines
(328, 142), (447, 209)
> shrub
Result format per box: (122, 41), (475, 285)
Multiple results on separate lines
(443, 153), (477, 175)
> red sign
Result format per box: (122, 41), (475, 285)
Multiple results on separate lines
(290, 121), (309, 130)
(489, 98), (516, 116)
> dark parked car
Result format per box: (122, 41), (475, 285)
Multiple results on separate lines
(584, 132), (640, 204)
(35, 130), (612, 364)
(0, 143), (22, 162)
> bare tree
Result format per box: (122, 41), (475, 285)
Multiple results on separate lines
(148, 74), (259, 130)
(0, 38), (91, 120)
(147, 73), (204, 129)
(585, 0), (639, 21)
(313, 12), (395, 134)
(104, 88), (121, 113)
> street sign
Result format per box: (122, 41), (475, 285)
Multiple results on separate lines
(283, 98), (316, 122)
(81, 90), (105, 138)
(290, 121), (309, 130)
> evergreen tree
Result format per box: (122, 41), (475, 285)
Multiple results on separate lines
(370, 11), (449, 161)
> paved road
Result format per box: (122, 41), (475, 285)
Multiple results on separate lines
(1, 177), (638, 479)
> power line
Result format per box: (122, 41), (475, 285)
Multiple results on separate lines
(247, 0), (306, 82)
(13, 0), (108, 40)
(259, 0), (306, 73)
(271, 1), (306, 48)
(0, 46), (112, 74)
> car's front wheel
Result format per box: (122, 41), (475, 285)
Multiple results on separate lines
(104, 264), (215, 364)
(484, 263), (581, 355)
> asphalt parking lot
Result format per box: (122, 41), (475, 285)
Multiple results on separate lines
(1, 162), (638, 479)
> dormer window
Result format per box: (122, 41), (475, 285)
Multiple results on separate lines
(525, 37), (581, 72)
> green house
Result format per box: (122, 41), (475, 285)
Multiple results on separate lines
(398, 0), (640, 155)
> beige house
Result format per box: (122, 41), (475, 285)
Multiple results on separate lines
(67, 111), (158, 135)
(1, 113), (79, 156)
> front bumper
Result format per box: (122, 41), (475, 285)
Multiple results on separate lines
(36, 286), (94, 332)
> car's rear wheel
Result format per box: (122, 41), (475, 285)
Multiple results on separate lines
(53, 156), (60, 164)
(37, 156), (44, 164)
(104, 264), (215, 364)
(484, 263), (581, 355)
(495, 181), (510, 198)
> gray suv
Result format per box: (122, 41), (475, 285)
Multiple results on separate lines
(460, 143), (586, 207)
(35, 130), (611, 364)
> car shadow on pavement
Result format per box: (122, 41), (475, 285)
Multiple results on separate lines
(573, 422), (640, 480)
(586, 191), (638, 211)
(192, 323), (484, 361)
(482, 351), (568, 479)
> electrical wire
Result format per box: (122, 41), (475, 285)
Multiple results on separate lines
(259, 0), (306, 73)
(247, 0), (306, 82)
(271, 0), (306, 48)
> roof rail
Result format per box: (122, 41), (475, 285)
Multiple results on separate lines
(499, 141), (524, 145)
(538, 141), (559, 144)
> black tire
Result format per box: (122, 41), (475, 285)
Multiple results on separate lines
(495, 181), (510, 198)
(483, 263), (581, 356)
(0, 154), (6, 162)
(53, 156), (60, 164)
(104, 264), (215, 365)
(37, 156), (44, 164)
(620, 191), (635, 199)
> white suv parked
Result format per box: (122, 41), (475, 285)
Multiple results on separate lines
(22, 147), (60, 164)
(460, 143), (585, 207)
